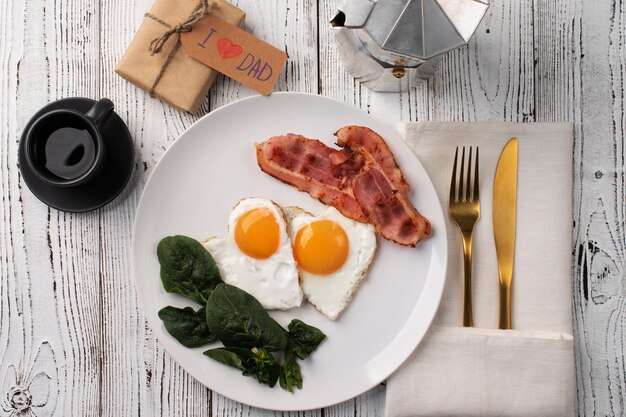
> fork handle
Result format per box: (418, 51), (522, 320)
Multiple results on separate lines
(461, 230), (474, 327)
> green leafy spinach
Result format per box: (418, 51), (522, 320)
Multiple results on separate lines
(286, 319), (327, 360)
(157, 235), (222, 305)
(158, 306), (217, 348)
(279, 346), (302, 392)
(278, 319), (326, 392)
(205, 283), (287, 352)
(204, 346), (282, 387)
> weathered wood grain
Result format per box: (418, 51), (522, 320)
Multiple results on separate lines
(431, 0), (535, 122)
(570, 1), (624, 416)
(533, 0), (626, 415)
(0, 0), (103, 416)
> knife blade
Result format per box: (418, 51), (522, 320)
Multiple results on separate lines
(493, 137), (518, 329)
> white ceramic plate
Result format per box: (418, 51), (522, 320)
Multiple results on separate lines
(133, 92), (447, 411)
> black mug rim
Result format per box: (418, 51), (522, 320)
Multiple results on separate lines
(23, 108), (105, 187)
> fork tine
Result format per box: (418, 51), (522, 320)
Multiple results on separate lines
(466, 147), (473, 201)
(474, 147), (479, 201)
(459, 147), (466, 201)
(450, 147), (458, 203)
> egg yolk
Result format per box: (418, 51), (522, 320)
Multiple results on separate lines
(294, 220), (349, 275)
(234, 208), (280, 259)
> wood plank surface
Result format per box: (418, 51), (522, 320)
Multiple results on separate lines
(572, 1), (625, 415)
(0, 1), (103, 416)
(534, 0), (626, 415)
(99, 0), (168, 414)
(0, 0), (625, 416)
(432, 0), (535, 122)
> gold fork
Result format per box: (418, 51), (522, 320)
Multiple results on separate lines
(448, 147), (480, 327)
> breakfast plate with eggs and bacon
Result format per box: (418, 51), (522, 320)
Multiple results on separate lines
(132, 92), (447, 411)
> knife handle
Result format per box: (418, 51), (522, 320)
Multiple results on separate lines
(498, 279), (512, 329)
(461, 231), (474, 327)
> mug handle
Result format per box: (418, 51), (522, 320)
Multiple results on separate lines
(85, 98), (115, 128)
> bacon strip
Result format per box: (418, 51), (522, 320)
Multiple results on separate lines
(255, 134), (367, 222)
(256, 127), (431, 246)
(352, 167), (430, 246)
(335, 125), (410, 194)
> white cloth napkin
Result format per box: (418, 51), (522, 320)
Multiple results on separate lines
(385, 122), (575, 417)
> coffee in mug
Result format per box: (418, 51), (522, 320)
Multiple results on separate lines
(23, 98), (114, 187)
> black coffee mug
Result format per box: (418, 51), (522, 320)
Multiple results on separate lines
(23, 98), (114, 187)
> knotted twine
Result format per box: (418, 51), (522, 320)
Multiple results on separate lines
(144, 0), (216, 97)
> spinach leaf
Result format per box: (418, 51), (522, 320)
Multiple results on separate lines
(277, 320), (324, 392)
(157, 235), (221, 305)
(279, 347), (302, 392)
(203, 347), (247, 371)
(286, 319), (326, 360)
(158, 306), (217, 348)
(205, 284), (287, 352)
(278, 320), (324, 392)
(204, 346), (282, 387)
(244, 347), (282, 387)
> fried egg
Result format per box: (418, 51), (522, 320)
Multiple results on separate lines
(203, 198), (303, 310)
(284, 206), (377, 320)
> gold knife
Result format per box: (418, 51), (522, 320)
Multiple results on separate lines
(493, 138), (518, 330)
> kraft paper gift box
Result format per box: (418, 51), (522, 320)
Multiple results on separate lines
(116, 0), (245, 114)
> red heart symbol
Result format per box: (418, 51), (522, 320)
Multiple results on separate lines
(216, 37), (243, 59)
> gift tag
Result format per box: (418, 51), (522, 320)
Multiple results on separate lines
(181, 14), (287, 95)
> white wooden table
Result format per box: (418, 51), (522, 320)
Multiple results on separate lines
(1, 0), (624, 416)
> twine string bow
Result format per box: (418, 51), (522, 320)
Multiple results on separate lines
(144, 0), (216, 96)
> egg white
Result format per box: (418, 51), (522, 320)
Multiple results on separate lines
(203, 198), (303, 310)
(287, 206), (377, 320)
